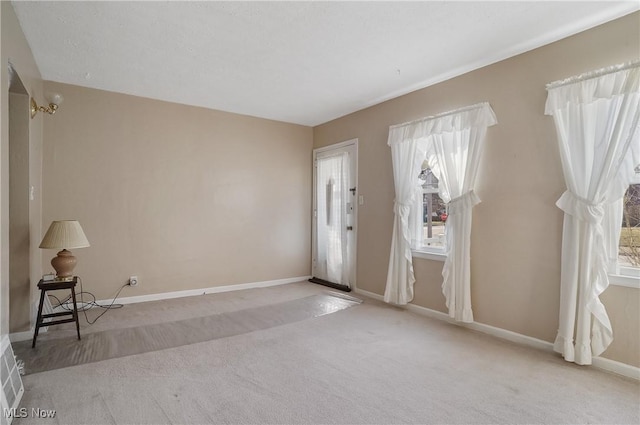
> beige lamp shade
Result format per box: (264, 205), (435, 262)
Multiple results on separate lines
(39, 221), (90, 280)
(39, 220), (90, 249)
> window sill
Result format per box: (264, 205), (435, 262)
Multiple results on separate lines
(411, 253), (638, 287)
(412, 249), (447, 262)
(609, 267), (640, 289)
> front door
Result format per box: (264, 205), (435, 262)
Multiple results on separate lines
(311, 140), (357, 291)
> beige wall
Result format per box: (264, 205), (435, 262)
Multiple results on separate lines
(42, 82), (312, 300)
(1, 2), (44, 336)
(314, 13), (640, 367)
(9, 92), (30, 332)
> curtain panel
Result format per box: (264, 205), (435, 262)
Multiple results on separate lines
(384, 131), (428, 304)
(545, 61), (640, 365)
(316, 153), (350, 285)
(422, 103), (497, 322)
(384, 102), (497, 314)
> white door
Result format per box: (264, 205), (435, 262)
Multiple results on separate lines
(312, 140), (357, 290)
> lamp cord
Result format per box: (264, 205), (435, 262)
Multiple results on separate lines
(47, 277), (127, 325)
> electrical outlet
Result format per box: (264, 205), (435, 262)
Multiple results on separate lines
(129, 276), (139, 287)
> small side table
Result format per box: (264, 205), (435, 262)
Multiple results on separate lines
(32, 277), (81, 348)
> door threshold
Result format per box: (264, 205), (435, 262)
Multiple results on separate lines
(308, 277), (351, 292)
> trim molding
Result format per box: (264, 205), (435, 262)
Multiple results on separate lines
(592, 356), (640, 380)
(412, 250), (446, 262)
(10, 276), (311, 341)
(9, 330), (35, 343)
(354, 288), (639, 380)
(608, 273), (640, 289)
(96, 275), (312, 306)
(313, 138), (358, 153)
(365, 4), (639, 110)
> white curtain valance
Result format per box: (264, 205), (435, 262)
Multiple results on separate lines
(545, 61), (640, 114)
(388, 102), (498, 145)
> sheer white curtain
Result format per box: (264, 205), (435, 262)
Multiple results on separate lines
(423, 103), (497, 322)
(384, 128), (428, 304)
(384, 103), (496, 308)
(545, 61), (640, 365)
(409, 179), (425, 249)
(316, 153), (349, 285)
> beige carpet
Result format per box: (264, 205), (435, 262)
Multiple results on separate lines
(13, 282), (640, 424)
(14, 292), (361, 375)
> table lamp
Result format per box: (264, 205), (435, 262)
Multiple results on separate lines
(39, 220), (90, 281)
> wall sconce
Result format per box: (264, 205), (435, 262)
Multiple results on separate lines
(30, 92), (63, 119)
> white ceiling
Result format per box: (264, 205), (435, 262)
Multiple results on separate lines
(11, 1), (639, 126)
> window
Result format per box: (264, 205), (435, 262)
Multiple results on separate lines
(619, 165), (640, 271)
(417, 167), (447, 251)
(611, 164), (640, 287)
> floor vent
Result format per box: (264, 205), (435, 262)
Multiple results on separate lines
(1, 337), (24, 425)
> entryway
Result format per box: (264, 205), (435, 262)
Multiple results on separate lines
(310, 139), (358, 292)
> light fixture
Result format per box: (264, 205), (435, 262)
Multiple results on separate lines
(30, 92), (63, 119)
(39, 220), (90, 281)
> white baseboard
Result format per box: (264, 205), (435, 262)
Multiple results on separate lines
(592, 356), (640, 380)
(10, 276), (311, 341)
(52, 301), (93, 313)
(353, 288), (383, 301)
(353, 288), (639, 380)
(96, 275), (312, 306)
(10, 294), (58, 342)
(8, 330), (35, 343)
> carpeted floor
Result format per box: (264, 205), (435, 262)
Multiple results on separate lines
(13, 281), (640, 424)
(14, 292), (361, 374)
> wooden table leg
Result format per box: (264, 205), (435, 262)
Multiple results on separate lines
(70, 286), (81, 341)
(32, 287), (46, 348)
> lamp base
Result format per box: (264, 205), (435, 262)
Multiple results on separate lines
(51, 249), (77, 280)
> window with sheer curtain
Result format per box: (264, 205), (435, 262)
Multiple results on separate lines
(545, 61), (639, 366)
(384, 103), (497, 319)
